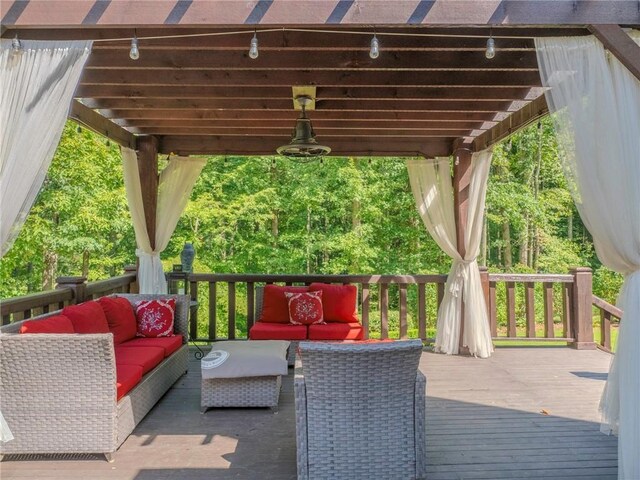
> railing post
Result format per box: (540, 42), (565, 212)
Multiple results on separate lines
(123, 264), (139, 293)
(56, 276), (88, 304)
(569, 267), (596, 349)
(479, 266), (490, 318)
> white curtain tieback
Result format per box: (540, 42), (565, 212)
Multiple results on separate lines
(136, 249), (160, 258)
(449, 259), (475, 297)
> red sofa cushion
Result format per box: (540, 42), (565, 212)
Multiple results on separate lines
(98, 296), (137, 344)
(19, 315), (75, 334)
(116, 364), (143, 401)
(308, 322), (364, 341)
(260, 285), (310, 323)
(308, 283), (359, 323)
(134, 298), (176, 338)
(118, 335), (183, 358)
(249, 322), (308, 340)
(115, 345), (165, 374)
(285, 290), (324, 325)
(62, 301), (110, 334)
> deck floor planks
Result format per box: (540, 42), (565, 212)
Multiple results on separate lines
(0, 347), (617, 479)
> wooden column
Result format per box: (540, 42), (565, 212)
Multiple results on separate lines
(569, 267), (596, 349)
(56, 276), (87, 304)
(453, 146), (473, 353)
(136, 136), (159, 250)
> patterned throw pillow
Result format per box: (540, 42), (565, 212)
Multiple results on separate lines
(134, 298), (176, 338)
(284, 291), (324, 326)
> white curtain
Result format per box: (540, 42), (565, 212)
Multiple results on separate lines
(122, 148), (206, 294)
(535, 31), (640, 479)
(0, 39), (92, 256)
(407, 152), (494, 358)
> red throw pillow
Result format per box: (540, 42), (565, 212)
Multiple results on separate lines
(308, 283), (359, 323)
(285, 290), (324, 326)
(134, 298), (176, 338)
(19, 315), (75, 334)
(98, 296), (137, 344)
(259, 285), (310, 323)
(62, 301), (110, 334)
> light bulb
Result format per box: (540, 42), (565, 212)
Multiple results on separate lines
(129, 37), (139, 60)
(249, 33), (259, 59)
(485, 37), (496, 59)
(11, 36), (21, 53)
(369, 34), (379, 59)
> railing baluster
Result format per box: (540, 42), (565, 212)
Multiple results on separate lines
(562, 284), (572, 339)
(2, 315), (11, 326)
(228, 282), (236, 340)
(399, 284), (408, 339)
(525, 282), (535, 338)
(489, 281), (497, 337)
(417, 283), (426, 340)
(380, 283), (389, 339)
(361, 283), (370, 340)
(600, 310), (612, 351)
(506, 281), (516, 337)
(246, 282), (255, 334)
(543, 282), (554, 338)
(190, 281), (199, 340)
(208, 281), (216, 340)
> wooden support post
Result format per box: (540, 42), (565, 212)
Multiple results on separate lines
(56, 276), (87, 304)
(453, 146), (472, 353)
(136, 136), (159, 251)
(479, 266), (490, 318)
(569, 267), (596, 349)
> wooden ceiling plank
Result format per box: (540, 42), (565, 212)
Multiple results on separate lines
(69, 100), (137, 149)
(589, 25), (640, 82)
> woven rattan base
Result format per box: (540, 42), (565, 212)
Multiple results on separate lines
(201, 375), (282, 409)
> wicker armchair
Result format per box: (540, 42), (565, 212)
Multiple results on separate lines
(294, 340), (426, 480)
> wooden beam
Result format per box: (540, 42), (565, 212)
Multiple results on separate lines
(75, 85), (537, 101)
(589, 25), (640, 82)
(1, 1), (638, 26)
(472, 95), (548, 151)
(85, 50), (539, 71)
(136, 136), (159, 251)
(69, 100), (136, 149)
(79, 69), (543, 87)
(130, 127), (472, 137)
(159, 136), (453, 157)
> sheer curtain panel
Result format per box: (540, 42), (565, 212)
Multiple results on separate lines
(0, 40), (92, 256)
(535, 32), (640, 479)
(407, 152), (494, 358)
(122, 148), (206, 294)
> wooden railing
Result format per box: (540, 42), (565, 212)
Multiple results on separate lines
(0, 266), (138, 325)
(592, 295), (622, 352)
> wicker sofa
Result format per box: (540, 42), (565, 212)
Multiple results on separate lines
(294, 340), (426, 480)
(0, 294), (189, 462)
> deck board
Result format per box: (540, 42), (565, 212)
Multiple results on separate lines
(0, 347), (617, 479)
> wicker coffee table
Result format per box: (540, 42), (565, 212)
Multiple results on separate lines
(201, 340), (289, 412)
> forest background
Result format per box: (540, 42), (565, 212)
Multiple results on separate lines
(0, 118), (623, 339)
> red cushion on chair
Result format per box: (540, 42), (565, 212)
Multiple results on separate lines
(118, 335), (184, 358)
(285, 290), (324, 325)
(308, 322), (364, 340)
(249, 322), (308, 340)
(98, 296), (137, 344)
(115, 346), (165, 374)
(19, 315), (75, 334)
(308, 283), (359, 323)
(62, 301), (110, 334)
(116, 364), (143, 400)
(134, 298), (176, 338)
(259, 285), (310, 323)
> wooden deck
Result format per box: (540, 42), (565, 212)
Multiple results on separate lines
(1, 347), (617, 480)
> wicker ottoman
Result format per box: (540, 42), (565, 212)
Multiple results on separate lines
(201, 340), (289, 412)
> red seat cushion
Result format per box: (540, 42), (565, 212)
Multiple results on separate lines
(116, 364), (143, 401)
(134, 298), (176, 338)
(115, 345), (165, 374)
(308, 283), (359, 323)
(249, 322), (308, 340)
(19, 315), (75, 334)
(98, 296), (137, 344)
(308, 322), (364, 341)
(118, 335), (184, 358)
(260, 285), (310, 323)
(62, 301), (110, 334)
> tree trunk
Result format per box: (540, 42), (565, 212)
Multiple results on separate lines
(352, 199), (361, 230)
(519, 217), (529, 265)
(271, 212), (278, 240)
(502, 221), (512, 269)
(42, 249), (58, 290)
(306, 207), (312, 274)
(567, 213), (573, 240)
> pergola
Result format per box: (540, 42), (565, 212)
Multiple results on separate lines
(2, 0), (640, 477)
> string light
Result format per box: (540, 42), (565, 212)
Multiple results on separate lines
(485, 30), (496, 59)
(369, 33), (379, 59)
(129, 32), (139, 60)
(11, 35), (22, 53)
(249, 31), (259, 59)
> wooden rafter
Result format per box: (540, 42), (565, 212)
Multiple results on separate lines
(69, 100), (137, 149)
(589, 25), (640, 82)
